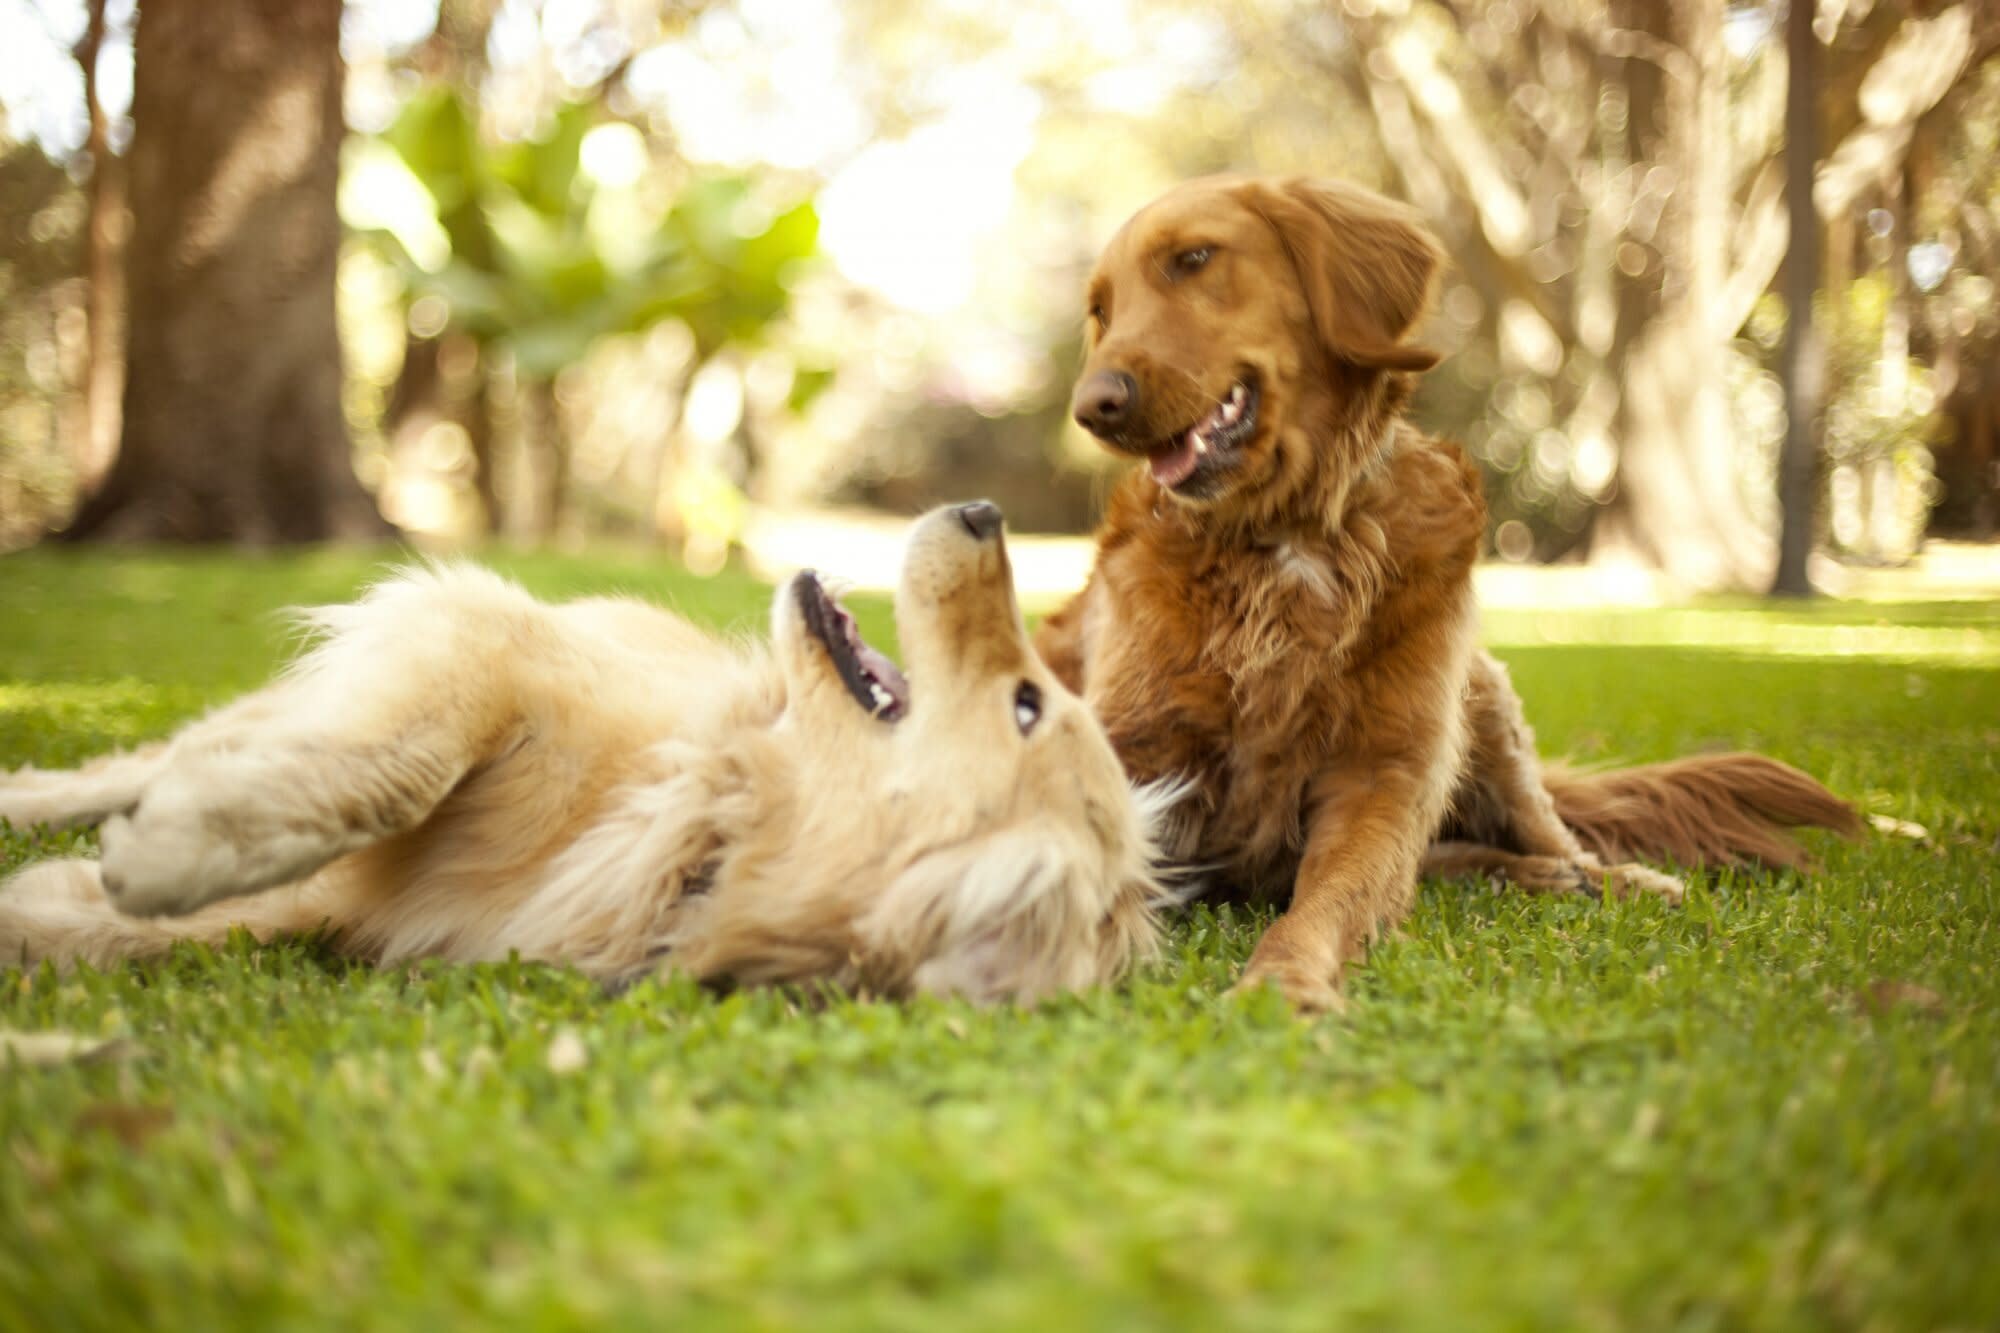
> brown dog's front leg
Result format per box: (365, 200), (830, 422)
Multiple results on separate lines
(1233, 763), (1443, 1014)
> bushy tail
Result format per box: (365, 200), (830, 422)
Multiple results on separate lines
(1546, 753), (1863, 872)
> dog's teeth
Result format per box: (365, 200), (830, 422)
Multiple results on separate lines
(869, 683), (893, 713)
(1194, 434), (1209, 456)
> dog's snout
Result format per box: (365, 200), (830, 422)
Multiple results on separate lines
(1073, 370), (1137, 437)
(955, 500), (1004, 542)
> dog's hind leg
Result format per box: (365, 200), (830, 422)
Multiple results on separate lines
(78, 573), (526, 920)
(0, 858), (350, 970)
(1, 742), (175, 834)
(1448, 651), (1685, 904)
(1420, 841), (1682, 903)
(1422, 842), (1600, 896)
(95, 729), (477, 919)
(0, 682), (347, 834)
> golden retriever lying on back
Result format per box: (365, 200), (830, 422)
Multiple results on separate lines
(1039, 176), (1859, 1013)
(1, 503), (1164, 1002)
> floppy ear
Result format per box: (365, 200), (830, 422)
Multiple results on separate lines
(1242, 176), (1445, 373)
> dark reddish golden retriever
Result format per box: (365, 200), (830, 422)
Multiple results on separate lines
(1036, 175), (1859, 1013)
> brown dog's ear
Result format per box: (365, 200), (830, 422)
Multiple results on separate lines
(1242, 177), (1445, 373)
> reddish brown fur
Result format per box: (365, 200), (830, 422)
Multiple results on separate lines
(1544, 756), (1865, 872)
(1040, 175), (1858, 1011)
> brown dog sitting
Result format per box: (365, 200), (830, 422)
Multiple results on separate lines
(1035, 175), (1860, 1013)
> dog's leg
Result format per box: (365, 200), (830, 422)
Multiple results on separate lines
(91, 654), (503, 919)
(1421, 841), (1602, 896)
(86, 584), (519, 919)
(1421, 842), (1685, 901)
(1453, 652), (1685, 904)
(0, 686), (319, 834)
(0, 858), (346, 970)
(1234, 756), (1451, 1014)
(0, 741), (174, 833)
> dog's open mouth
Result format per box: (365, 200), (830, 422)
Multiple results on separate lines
(1148, 379), (1259, 490)
(795, 571), (910, 721)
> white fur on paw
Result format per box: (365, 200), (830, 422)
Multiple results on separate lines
(98, 812), (191, 917)
(97, 787), (247, 918)
(98, 778), (339, 919)
(1605, 863), (1687, 905)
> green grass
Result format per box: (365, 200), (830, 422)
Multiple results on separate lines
(1, 546), (1996, 1331)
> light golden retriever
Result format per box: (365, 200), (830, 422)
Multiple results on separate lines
(1037, 175), (1860, 1013)
(1, 503), (1165, 1002)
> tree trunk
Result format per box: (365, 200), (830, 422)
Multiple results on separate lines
(1593, 0), (1774, 590)
(63, 0), (386, 544)
(517, 378), (567, 543)
(1771, 0), (1823, 595)
(74, 0), (125, 492)
(465, 360), (502, 536)
(1972, 387), (1996, 540)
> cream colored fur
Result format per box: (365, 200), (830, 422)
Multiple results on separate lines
(0, 507), (1167, 1003)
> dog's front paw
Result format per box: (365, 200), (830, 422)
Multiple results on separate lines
(98, 813), (188, 918)
(97, 786), (236, 918)
(1231, 928), (1347, 1016)
(1230, 961), (1346, 1015)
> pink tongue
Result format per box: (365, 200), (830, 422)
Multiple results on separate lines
(1149, 435), (1200, 488)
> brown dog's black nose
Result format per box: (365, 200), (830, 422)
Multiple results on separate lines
(955, 500), (1003, 541)
(1072, 370), (1137, 437)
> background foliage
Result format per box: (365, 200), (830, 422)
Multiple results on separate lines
(0, 0), (1993, 576)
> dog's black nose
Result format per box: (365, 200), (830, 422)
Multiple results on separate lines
(955, 500), (1003, 541)
(1072, 370), (1137, 437)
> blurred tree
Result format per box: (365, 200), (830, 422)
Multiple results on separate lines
(65, 0), (385, 542)
(1327, 0), (1994, 588)
(0, 147), (87, 547)
(1921, 60), (2000, 538)
(1772, 0), (1822, 596)
(72, 0), (124, 493)
(355, 86), (818, 541)
(1816, 5), (1997, 560)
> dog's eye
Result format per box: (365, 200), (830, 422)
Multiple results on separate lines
(1013, 680), (1043, 735)
(1087, 304), (1107, 328)
(1174, 247), (1213, 275)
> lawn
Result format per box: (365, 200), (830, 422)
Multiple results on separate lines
(1, 546), (1996, 1332)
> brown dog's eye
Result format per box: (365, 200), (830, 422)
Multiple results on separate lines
(1014, 680), (1042, 735)
(1174, 247), (1213, 275)
(1087, 305), (1106, 328)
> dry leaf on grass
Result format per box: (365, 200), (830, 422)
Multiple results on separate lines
(545, 1028), (589, 1075)
(0, 1031), (137, 1067)
(1859, 980), (1948, 1017)
(73, 1103), (176, 1148)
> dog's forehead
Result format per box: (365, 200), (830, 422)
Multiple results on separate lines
(1097, 179), (1265, 280)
